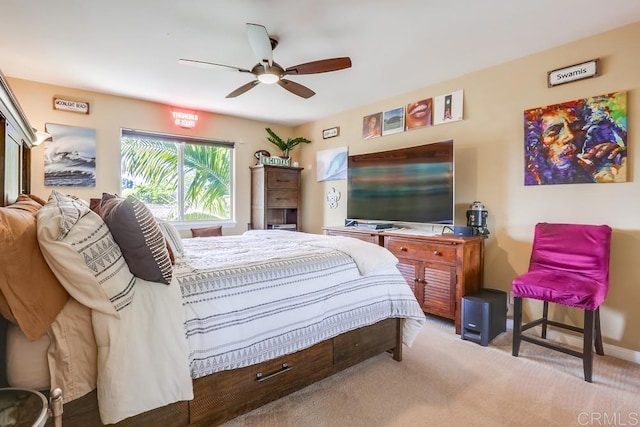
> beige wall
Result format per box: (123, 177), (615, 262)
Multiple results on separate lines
(294, 22), (640, 353)
(7, 78), (296, 236)
(8, 22), (640, 353)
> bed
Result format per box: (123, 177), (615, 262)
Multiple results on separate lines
(0, 191), (426, 426)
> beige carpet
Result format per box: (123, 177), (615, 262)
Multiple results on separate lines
(222, 316), (640, 427)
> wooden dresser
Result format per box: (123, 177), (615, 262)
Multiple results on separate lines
(323, 227), (485, 334)
(250, 165), (303, 231)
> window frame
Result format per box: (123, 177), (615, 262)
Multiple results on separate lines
(120, 128), (235, 229)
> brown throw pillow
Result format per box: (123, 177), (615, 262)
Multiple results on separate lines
(99, 194), (173, 284)
(0, 197), (69, 340)
(191, 225), (223, 237)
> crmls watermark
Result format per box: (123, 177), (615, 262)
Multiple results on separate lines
(578, 412), (640, 426)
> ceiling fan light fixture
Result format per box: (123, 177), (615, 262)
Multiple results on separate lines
(180, 23), (351, 98)
(257, 72), (280, 84)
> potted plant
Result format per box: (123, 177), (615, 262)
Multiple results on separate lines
(265, 127), (311, 159)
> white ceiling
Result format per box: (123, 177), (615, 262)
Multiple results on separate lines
(2, 1), (640, 127)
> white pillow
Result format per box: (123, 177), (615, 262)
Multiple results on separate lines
(37, 191), (135, 316)
(157, 220), (185, 258)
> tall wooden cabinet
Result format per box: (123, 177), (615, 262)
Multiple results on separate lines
(250, 165), (303, 231)
(1, 72), (35, 207)
(323, 227), (485, 334)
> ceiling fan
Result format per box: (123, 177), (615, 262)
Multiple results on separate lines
(179, 23), (352, 99)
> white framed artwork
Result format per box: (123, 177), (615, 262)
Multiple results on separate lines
(382, 107), (405, 136)
(44, 123), (97, 187)
(433, 90), (464, 125)
(316, 146), (348, 182)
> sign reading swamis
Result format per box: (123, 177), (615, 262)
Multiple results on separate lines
(548, 59), (599, 87)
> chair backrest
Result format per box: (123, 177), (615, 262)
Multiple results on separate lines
(529, 223), (612, 287)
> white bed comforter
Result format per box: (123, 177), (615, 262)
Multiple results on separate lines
(88, 230), (424, 423)
(177, 230), (425, 379)
(91, 277), (193, 424)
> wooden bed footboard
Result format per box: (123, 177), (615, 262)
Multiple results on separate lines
(57, 318), (403, 427)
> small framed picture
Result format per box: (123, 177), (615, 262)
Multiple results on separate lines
(323, 127), (340, 139)
(433, 90), (464, 125)
(382, 107), (405, 136)
(362, 112), (382, 140)
(406, 98), (433, 130)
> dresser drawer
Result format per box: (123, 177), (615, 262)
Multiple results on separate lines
(386, 238), (456, 263)
(190, 339), (332, 425)
(266, 190), (298, 207)
(324, 229), (382, 245)
(266, 170), (299, 189)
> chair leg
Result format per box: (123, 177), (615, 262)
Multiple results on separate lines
(541, 301), (549, 339)
(583, 310), (595, 383)
(594, 307), (604, 356)
(512, 297), (523, 357)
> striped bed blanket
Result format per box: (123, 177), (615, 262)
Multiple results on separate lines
(175, 230), (425, 379)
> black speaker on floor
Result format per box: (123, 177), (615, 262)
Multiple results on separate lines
(461, 289), (507, 346)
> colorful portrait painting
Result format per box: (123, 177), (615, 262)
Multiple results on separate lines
(524, 91), (627, 185)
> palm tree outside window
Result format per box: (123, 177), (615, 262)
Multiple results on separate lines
(120, 129), (233, 222)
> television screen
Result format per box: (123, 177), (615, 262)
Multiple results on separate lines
(347, 140), (454, 224)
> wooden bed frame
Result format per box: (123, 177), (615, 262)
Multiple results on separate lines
(54, 318), (403, 426)
(1, 72), (407, 427)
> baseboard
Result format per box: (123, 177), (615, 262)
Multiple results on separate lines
(506, 319), (640, 364)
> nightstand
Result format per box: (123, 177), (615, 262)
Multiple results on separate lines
(0, 387), (62, 427)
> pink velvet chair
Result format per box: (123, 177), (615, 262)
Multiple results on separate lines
(511, 222), (612, 382)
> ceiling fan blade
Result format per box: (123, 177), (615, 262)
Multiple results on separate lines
(284, 57), (352, 75)
(277, 79), (316, 99)
(246, 23), (273, 66)
(178, 58), (251, 73)
(226, 80), (260, 98)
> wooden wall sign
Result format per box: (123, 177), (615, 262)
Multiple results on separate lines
(323, 126), (340, 139)
(53, 97), (90, 114)
(548, 59), (599, 87)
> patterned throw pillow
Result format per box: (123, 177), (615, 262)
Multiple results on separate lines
(99, 194), (173, 285)
(158, 220), (185, 258)
(37, 191), (135, 316)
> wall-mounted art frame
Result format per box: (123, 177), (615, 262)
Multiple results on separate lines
(523, 91), (627, 185)
(433, 90), (463, 125)
(382, 107), (405, 136)
(406, 98), (433, 130)
(548, 59), (599, 87)
(362, 112), (382, 140)
(44, 123), (96, 187)
(53, 97), (90, 114)
(322, 126), (340, 139)
(316, 146), (348, 182)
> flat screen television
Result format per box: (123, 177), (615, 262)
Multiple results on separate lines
(347, 140), (454, 225)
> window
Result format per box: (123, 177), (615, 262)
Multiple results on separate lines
(120, 129), (233, 223)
